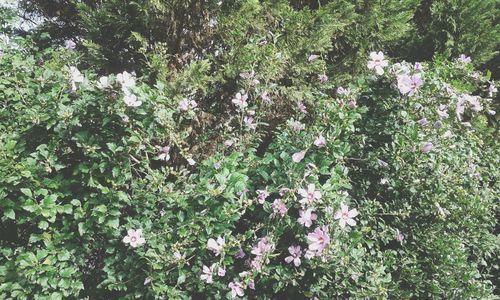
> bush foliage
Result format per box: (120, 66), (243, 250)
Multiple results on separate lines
(0, 2), (498, 299)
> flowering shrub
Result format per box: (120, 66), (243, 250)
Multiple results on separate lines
(0, 6), (499, 300)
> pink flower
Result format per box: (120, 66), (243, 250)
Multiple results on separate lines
(292, 150), (306, 163)
(437, 105), (449, 119)
(218, 267), (226, 277)
(334, 203), (359, 228)
(284, 245), (302, 267)
(414, 62), (423, 71)
(421, 142), (433, 153)
(123, 229), (146, 248)
(261, 91), (271, 103)
(308, 54), (319, 62)
(271, 198), (288, 217)
(336, 87), (349, 95)
(200, 264), (214, 283)
(318, 74), (328, 83)
(64, 40), (76, 50)
(179, 98), (197, 111)
(158, 146), (170, 161)
(297, 101), (307, 113)
(251, 237), (271, 257)
(240, 70), (255, 79)
(228, 281), (245, 298)
(298, 184), (321, 206)
(207, 236), (225, 256)
(394, 229), (404, 244)
(314, 135), (326, 148)
(298, 208), (317, 227)
(224, 139), (234, 147)
(232, 92), (248, 109)
(307, 225), (330, 254)
(256, 189), (269, 204)
(417, 117), (428, 126)
(397, 74), (423, 96)
(291, 120), (305, 131)
(458, 54), (471, 64)
(248, 280), (255, 290)
(243, 116), (256, 129)
(235, 248), (246, 259)
(367, 51), (388, 75)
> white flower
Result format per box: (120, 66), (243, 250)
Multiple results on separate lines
(123, 92), (142, 107)
(158, 146), (170, 161)
(64, 40), (76, 50)
(96, 76), (110, 90)
(367, 51), (388, 75)
(116, 71), (136, 92)
(123, 229), (146, 248)
(179, 98), (198, 111)
(187, 158), (196, 166)
(334, 203), (359, 228)
(69, 66), (84, 91)
(207, 236), (225, 256)
(200, 264), (214, 283)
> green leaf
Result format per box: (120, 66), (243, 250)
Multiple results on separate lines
(20, 188), (32, 197)
(4, 208), (15, 220)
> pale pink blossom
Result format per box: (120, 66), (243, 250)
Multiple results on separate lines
(207, 236), (225, 256)
(308, 54), (319, 62)
(218, 267), (226, 277)
(123, 229), (146, 248)
(224, 139), (234, 147)
(334, 203), (359, 228)
(336, 87), (349, 95)
(256, 189), (269, 204)
(458, 54), (471, 64)
(417, 118), (428, 126)
(200, 264), (214, 283)
(421, 142), (433, 153)
(395, 229), (404, 244)
(298, 184), (321, 206)
(158, 146), (170, 161)
(243, 116), (256, 129)
(123, 91), (142, 107)
(298, 208), (317, 227)
(144, 277), (152, 285)
(297, 101), (307, 113)
(367, 51), (388, 75)
(290, 120), (304, 131)
(397, 74), (423, 96)
(314, 135), (326, 148)
(307, 225), (330, 254)
(437, 105), (449, 118)
(248, 280), (255, 290)
(235, 248), (246, 259)
(261, 91), (271, 103)
(239, 70), (255, 79)
(232, 92), (248, 109)
(414, 62), (423, 71)
(228, 281), (245, 298)
(187, 158), (196, 166)
(64, 40), (76, 50)
(271, 198), (288, 217)
(318, 74), (328, 83)
(292, 150), (306, 163)
(251, 237), (271, 257)
(284, 245), (302, 267)
(348, 100), (357, 108)
(179, 98), (197, 111)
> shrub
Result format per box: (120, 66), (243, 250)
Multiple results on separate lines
(1, 5), (498, 300)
